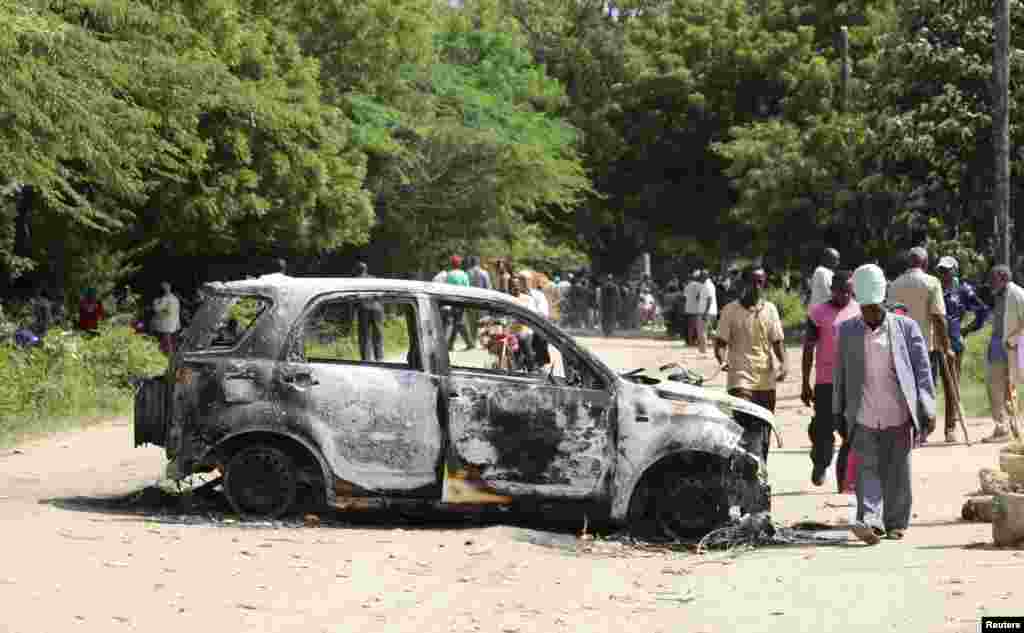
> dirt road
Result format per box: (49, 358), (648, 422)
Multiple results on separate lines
(1, 336), (1020, 633)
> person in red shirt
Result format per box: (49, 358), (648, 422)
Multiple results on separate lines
(78, 287), (104, 333)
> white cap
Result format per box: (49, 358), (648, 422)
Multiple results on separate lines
(853, 264), (887, 305)
(937, 256), (958, 271)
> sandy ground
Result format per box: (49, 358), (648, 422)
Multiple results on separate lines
(1, 335), (1022, 633)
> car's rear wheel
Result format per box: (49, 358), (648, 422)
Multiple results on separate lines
(224, 445), (298, 519)
(629, 471), (730, 541)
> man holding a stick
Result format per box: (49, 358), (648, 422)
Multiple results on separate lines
(936, 256), (989, 442)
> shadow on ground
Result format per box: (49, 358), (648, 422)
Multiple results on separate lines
(41, 485), (861, 556)
(41, 484), (604, 535)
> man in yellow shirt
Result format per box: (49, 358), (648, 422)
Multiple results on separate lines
(714, 267), (789, 414)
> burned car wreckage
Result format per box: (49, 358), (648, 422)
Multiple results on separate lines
(134, 276), (773, 537)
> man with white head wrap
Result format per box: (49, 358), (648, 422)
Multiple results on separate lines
(833, 264), (935, 545)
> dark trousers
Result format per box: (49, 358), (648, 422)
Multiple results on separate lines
(728, 388), (777, 412)
(728, 388), (776, 462)
(601, 312), (616, 336)
(809, 383), (850, 488)
(358, 308), (384, 362)
(445, 307), (472, 350)
(852, 423), (914, 532)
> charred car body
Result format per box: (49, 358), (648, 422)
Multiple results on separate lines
(134, 276), (773, 537)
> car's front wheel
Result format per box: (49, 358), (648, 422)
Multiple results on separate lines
(224, 445), (298, 519)
(628, 468), (730, 541)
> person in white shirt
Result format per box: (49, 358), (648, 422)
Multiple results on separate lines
(152, 282), (181, 356)
(697, 270), (718, 354)
(809, 248), (840, 306)
(524, 274), (549, 318)
(683, 271), (704, 346)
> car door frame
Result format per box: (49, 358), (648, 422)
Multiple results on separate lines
(273, 290), (445, 496)
(433, 295), (620, 501)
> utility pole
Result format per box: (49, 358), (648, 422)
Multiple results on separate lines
(994, 0), (1011, 266)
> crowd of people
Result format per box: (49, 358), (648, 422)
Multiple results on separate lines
(3, 280), (185, 357)
(429, 254), (668, 338)
(711, 246), (1020, 546)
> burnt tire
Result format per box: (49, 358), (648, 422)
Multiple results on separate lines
(629, 472), (730, 541)
(223, 445), (298, 520)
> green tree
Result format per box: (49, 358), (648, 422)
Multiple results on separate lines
(1, 0), (376, 291)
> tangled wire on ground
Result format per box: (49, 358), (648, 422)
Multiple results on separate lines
(694, 513), (849, 554)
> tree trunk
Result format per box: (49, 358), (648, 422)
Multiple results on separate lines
(14, 184), (35, 258)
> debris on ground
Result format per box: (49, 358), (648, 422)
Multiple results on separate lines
(968, 444), (1024, 544)
(979, 468), (1015, 496)
(695, 513), (849, 554)
(962, 497), (996, 523)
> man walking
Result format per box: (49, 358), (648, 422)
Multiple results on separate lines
(353, 262), (385, 362)
(466, 256), (492, 290)
(833, 264), (935, 544)
(984, 265), (1024, 443)
(801, 270), (859, 489)
(936, 256), (990, 442)
(600, 274), (621, 337)
(715, 267), (788, 415)
(662, 280), (684, 338)
(696, 270), (718, 355)
(888, 247), (956, 440)
(152, 282), (181, 356)
(684, 271), (703, 346)
(809, 248), (840, 306)
(443, 255), (474, 351)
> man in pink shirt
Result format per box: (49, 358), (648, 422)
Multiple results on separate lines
(833, 264), (936, 545)
(801, 270), (859, 490)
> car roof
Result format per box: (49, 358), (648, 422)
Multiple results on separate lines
(203, 274), (517, 305)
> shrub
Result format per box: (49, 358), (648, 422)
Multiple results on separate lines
(0, 324), (165, 446)
(763, 287), (806, 331)
(960, 322), (991, 387)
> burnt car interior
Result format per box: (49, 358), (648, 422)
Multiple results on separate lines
(295, 296), (422, 369)
(189, 294), (271, 351)
(442, 301), (604, 391)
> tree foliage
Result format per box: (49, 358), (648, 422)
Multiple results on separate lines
(0, 0), (591, 294)
(2, 0), (1019, 294)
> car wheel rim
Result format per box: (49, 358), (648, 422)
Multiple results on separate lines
(651, 475), (728, 539)
(226, 447), (297, 518)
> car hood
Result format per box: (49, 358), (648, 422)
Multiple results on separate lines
(651, 379), (776, 430)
